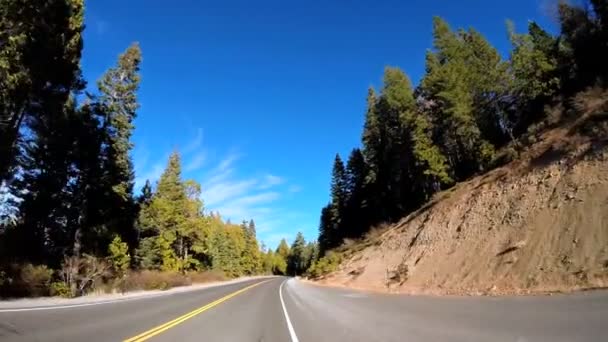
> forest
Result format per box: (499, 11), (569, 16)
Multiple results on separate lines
(0, 0), (316, 297)
(313, 0), (608, 270)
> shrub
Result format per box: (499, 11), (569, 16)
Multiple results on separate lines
(120, 271), (191, 292)
(50, 281), (72, 297)
(20, 264), (53, 297)
(0, 263), (53, 297)
(306, 252), (341, 279)
(60, 254), (110, 297)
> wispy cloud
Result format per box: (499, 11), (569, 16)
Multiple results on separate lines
(197, 151), (302, 247)
(135, 135), (300, 248)
(288, 185), (302, 193)
(183, 128), (204, 155)
(135, 161), (164, 191)
(229, 192), (280, 207)
(257, 174), (285, 190)
(185, 151), (206, 172)
(216, 152), (240, 172)
(203, 179), (258, 207)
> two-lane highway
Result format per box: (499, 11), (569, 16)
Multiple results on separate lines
(1, 277), (607, 341)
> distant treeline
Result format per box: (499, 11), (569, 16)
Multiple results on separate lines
(317, 1), (608, 254)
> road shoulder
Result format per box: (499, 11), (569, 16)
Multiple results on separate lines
(0, 276), (277, 311)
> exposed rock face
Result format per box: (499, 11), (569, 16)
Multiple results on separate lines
(320, 125), (608, 295)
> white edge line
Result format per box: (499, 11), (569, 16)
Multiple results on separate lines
(280, 278), (300, 342)
(0, 277), (272, 313)
(0, 297), (152, 312)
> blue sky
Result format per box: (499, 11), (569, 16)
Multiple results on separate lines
(82, 0), (557, 248)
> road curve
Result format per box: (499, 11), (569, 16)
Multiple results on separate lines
(1, 277), (607, 342)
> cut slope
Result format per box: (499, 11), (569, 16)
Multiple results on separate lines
(318, 112), (608, 295)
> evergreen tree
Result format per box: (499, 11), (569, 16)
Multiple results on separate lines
(248, 219), (256, 237)
(97, 43), (142, 247)
(7, 0), (86, 264)
(420, 17), (494, 180)
(286, 232), (307, 276)
(136, 152), (196, 272)
(275, 238), (290, 260)
(240, 220), (261, 275)
(558, 0), (608, 91)
(0, 0), (85, 182)
(329, 154), (348, 241)
(343, 148), (367, 238)
(508, 21), (561, 133)
(361, 87), (383, 223)
(138, 180), (153, 206)
(318, 204), (334, 255)
(377, 67), (417, 218)
(303, 241), (319, 271)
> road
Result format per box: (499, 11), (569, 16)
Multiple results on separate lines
(1, 277), (607, 342)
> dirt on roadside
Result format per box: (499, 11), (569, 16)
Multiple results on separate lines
(317, 113), (608, 296)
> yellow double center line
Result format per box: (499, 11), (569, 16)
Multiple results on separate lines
(124, 279), (272, 342)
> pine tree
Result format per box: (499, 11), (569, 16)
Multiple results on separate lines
(7, 0), (86, 264)
(508, 21), (561, 133)
(420, 17), (493, 180)
(136, 152), (193, 271)
(240, 219), (261, 275)
(275, 238), (290, 260)
(138, 180), (153, 206)
(0, 0), (85, 182)
(303, 241), (319, 271)
(318, 204), (334, 255)
(248, 219), (256, 237)
(377, 67), (417, 218)
(343, 148), (367, 237)
(97, 43), (142, 246)
(330, 154), (348, 242)
(558, 0), (608, 91)
(286, 232), (307, 276)
(361, 87), (382, 223)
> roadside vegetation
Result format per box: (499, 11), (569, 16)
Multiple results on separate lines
(0, 0), (315, 298)
(313, 0), (608, 268)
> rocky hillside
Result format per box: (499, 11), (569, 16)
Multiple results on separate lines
(318, 109), (608, 295)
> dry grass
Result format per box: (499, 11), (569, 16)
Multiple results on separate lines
(118, 270), (226, 292)
(187, 270), (226, 283)
(118, 271), (188, 292)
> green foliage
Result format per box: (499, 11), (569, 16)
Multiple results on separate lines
(272, 254), (288, 275)
(20, 264), (53, 297)
(0, 264), (52, 297)
(98, 43), (141, 203)
(307, 252), (341, 279)
(317, 10), (608, 257)
(108, 235), (131, 276)
(287, 232), (308, 276)
(275, 239), (290, 260)
(318, 205), (335, 255)
(0, 0), (85, 182)
(136, 152), (207, 273)
(50, 281), (72, 298)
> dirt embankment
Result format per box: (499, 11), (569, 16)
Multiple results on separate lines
(318, 114), (608, 295)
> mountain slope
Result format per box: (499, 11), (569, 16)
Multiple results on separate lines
(318, 110), (608, 295)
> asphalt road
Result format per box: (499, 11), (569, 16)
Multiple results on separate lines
(1, 277), (607, 342)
